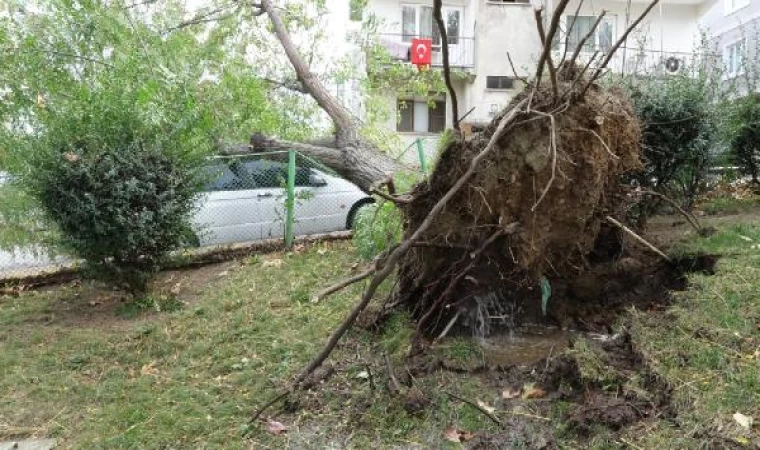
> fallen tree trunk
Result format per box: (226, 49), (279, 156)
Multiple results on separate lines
(222, 133), (406, 192)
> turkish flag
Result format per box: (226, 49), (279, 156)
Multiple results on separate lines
(411, 38), (432, 66)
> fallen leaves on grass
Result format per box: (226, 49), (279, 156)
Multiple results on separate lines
(733, 412), (753, 429)
(502, 386), (522, 399)
(262, 259), (283, 269)
(522, 384), (546, 399)
(444, 426), (474, 443)
(266, 419), (288, 435)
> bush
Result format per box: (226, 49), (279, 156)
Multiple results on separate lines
(353, 201), (403, 261)
(726, 95), (760, 186)
(32, 141), (199, 296)
(625, 75), (718, 208)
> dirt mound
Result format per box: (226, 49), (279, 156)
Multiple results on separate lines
(396, 83), (642, 334)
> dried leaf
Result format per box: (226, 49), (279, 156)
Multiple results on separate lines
(477, 400), (496, 414)
(262, 259), (283, 269)
(443, 426), (473, 443)
(63, 152), (79, 163)
(522, 383), (547, 399)
(733, 412), (753, 429)
(502, 387), (522, 399)
(266, 419), (288, 435)
(140, 362), (159, 376)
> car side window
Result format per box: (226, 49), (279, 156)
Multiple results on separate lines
(202, 164), (259, 192)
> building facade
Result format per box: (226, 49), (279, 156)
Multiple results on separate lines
(340, 0), (754, 153)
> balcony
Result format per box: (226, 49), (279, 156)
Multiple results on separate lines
(554, 46), (720, 77)
(372, 33), (475, 71)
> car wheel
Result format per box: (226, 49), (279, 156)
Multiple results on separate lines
(346, 199), (375, 230)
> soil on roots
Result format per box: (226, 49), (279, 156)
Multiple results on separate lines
(397, 83), (644, 335)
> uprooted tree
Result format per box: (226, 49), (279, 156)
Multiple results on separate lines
(248, 0), (665, 423)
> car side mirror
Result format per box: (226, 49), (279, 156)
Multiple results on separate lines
(309, 173), (327, 187)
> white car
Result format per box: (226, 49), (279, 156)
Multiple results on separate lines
(193, 158), (373, 246)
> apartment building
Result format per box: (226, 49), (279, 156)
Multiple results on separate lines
(341, 0), (754, 149)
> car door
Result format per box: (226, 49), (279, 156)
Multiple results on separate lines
(244, 160), (288, 240)
(292, 169), (352, 235)
(193, 163), (264, 246)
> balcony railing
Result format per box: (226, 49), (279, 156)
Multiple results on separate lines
(553, 46), (721, 77)
(372, 33), (475, 70)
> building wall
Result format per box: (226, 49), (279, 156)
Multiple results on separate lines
(466, 0), (542, 124)
(697, 0), (760, 96)
(367, 0), (476, 36)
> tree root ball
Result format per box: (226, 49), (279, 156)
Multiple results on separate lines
(396, 83), (642, 335)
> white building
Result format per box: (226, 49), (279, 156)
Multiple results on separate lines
(338, 0), (753, 155)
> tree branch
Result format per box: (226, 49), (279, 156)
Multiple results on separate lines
(590, 0), (660, 79)
(534, 8), (559, 99)
(433, 0), (460, 131)
(534, 0), (571, 89)
(566, 12), (607, 71)
(164, 4), (237, 33)
(260, 0), (356, 140)
(261, 77), (308, 94)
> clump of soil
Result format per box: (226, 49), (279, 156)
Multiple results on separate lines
(395, 83), (643, 335)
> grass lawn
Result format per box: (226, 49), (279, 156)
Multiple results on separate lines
(1, 217), (760, 448)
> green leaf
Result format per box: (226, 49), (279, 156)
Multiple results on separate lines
(540, 276), (552, 316)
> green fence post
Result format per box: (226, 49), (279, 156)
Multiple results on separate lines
(416, 138), (427, 174)
(285, 149), (296, 248)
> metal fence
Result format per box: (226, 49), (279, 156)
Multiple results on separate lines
(0, 151), (372, 280)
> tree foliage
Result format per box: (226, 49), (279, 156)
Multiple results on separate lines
(0, 0), (316, 292)
(623, 73), (720, 208)
(725, 95), (760, 185)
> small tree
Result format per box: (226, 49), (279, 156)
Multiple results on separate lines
(726, 95), (760, 186)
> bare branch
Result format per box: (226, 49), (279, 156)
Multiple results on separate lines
(534, 0), (571, 87)
(164, 4), (237, 33)
(261, 77), (307, 94)
(636, 190), (703, 233)
(559, 0), (586, 65)
(507, 52), (529, 84)
(566, 12), (607, 70)
(312, 268), (376, 303)
(534, 8), (559, 99)
(433, 0), (460, 131)
(606, 216), (671, 262)
(591, 0), (660, 79)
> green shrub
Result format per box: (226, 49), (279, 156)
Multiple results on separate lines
(726, 95), (760, 186)
(625, 75), (718, 208)
(30, 139), (200, 296)
(353, 201), (403, 261)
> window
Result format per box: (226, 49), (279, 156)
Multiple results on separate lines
(486, 76), (515, 90)
(349, 0), (367, 22)
(724, 0), (750, 15)
(554, 15), (615, 54)
(397, 99), (446, 133)
(724, 39), (746, 77)
(401, 4), (462, 45)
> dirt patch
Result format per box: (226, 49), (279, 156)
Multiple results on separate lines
(18, 261), (240, 329)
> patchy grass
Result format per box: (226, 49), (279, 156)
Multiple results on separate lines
(699, 195), (759, 215)
(0, 241), (500, 448)
(624, 223), (760, 449)
(2, 220), (760, 449)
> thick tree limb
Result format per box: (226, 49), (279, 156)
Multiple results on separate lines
(222, 133), (405, 192)
(433, 0), (460, 130)
(260, 0), (355, 141)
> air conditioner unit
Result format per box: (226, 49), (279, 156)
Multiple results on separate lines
(663, 56), (683, 75)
